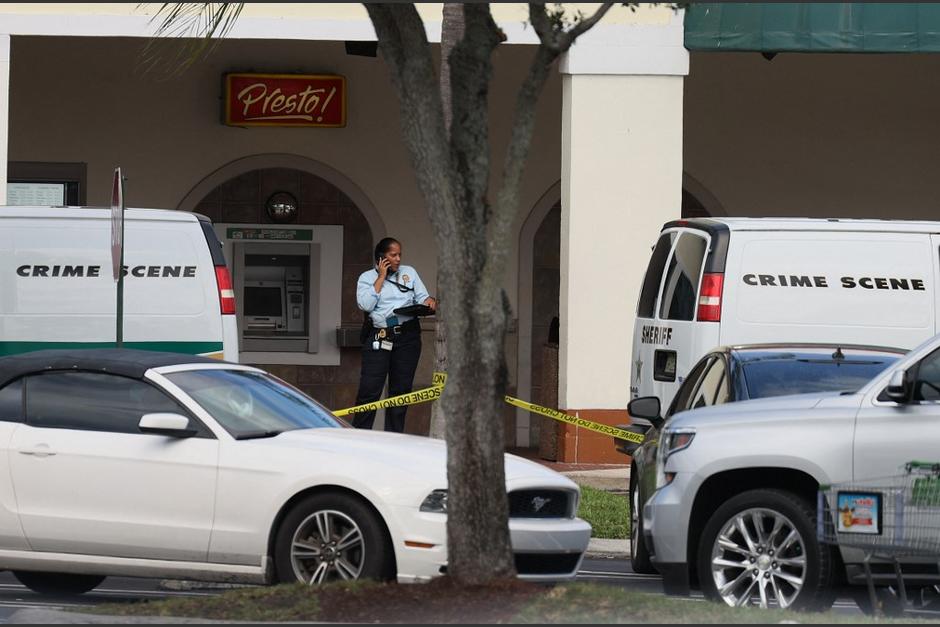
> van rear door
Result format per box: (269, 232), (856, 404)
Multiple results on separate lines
(632, 228), (713, 406)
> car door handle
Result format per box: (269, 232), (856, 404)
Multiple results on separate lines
(19, 444), (56, 458)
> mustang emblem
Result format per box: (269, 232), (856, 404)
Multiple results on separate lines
(531, 496), (551, 512)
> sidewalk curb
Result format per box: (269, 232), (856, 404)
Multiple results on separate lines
(585, 537), (630, 558)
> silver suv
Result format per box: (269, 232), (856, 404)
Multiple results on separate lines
(645, 332), (940, 611)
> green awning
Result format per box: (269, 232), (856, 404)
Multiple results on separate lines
(685, 3), (940, 53)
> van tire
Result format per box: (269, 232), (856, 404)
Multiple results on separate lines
(630, 474), (655, 574)
(13, 571), (105, 595)
(274, 492), (395, 585)
(697, 489), (835, 611)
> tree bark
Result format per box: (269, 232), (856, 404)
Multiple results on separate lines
(428, 2), (465, 441)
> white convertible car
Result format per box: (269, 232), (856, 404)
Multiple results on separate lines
(0, 349), (590, 595)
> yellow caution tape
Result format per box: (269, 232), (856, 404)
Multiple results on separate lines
(504, 396), (645, 444)
(333, 370), (644, 445)
(333, 371), (448, 417)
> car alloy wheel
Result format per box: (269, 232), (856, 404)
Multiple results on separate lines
(274, 492), (394, 586)
(698, 489), (834, 612)
(290, 509), (365, 584)
(708, 506), (807, 609)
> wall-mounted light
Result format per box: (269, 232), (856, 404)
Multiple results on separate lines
(265, 192), (299, 223)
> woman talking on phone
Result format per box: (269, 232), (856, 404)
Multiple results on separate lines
(353, 237), (437, 432)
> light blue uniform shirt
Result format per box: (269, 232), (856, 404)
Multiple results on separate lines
(357, 264), (430, 328)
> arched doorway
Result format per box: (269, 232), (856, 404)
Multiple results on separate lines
(182, 164), (378, 421)
(518, 175), (723, 457)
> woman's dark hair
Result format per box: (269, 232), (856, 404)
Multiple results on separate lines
(374, 237), (400, 262)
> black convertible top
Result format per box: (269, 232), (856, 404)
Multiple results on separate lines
(0, 349), (226, 389)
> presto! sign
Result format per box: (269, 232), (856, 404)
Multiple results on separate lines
(223, 73), (346, 128)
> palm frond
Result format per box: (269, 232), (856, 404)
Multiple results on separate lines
(136, 3), (245, 79)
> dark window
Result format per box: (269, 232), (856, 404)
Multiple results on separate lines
(637, 233), (675, 318)
(0, 380), (24, 423)
(742, 353), (900, 400)
(913, 348), (940, 402)
(667, 356), (714, 418)
(660, 233), (707, 321)
(690, 358), (729, 409)
(26, 372), (191, 434)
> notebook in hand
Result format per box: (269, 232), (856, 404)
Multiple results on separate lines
(393, 304), (435, 317)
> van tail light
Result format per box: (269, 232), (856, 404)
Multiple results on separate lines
(697, 273), (723, 322)
(214, 265), (236, 315)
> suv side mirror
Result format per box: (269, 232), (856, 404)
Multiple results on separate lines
(628, 396), (664, 429)
(884, 370), (911, 404)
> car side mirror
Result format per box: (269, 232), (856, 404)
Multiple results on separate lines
(884, 370), (911, 404)
(139, 413), (197, 438)
(628, 396), (664, 429)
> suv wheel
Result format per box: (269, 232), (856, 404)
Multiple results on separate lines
(697, 489), (835, 610)
(13, 571), (105, 596)
(630, 474), (655, 574)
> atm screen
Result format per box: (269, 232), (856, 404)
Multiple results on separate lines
(244, 286), (284, 317)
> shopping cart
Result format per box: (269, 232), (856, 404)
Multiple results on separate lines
(818, 461), (940, 616)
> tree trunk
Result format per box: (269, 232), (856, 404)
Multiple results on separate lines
(428, 3), (465, 441)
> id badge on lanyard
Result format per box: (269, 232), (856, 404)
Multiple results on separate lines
(372, 328), (393, 351)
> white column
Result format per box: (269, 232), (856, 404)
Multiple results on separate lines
(0, 34), (9, 203)
(557, 11), (688, 461)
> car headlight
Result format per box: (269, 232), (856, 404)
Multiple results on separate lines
(420, 489), (448, 513)
(655, 428), (696, 489)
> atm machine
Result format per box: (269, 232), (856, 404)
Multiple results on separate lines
(237, 247), (314, 353)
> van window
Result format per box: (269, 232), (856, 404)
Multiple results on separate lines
(659, 233), (707, 321)
(637, 233), (676, 318)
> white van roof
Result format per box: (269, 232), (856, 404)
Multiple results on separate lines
(682, 217), (940, 234)
(0, 206), (200, 223)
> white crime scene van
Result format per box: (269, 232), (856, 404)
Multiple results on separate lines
(632, 217), (940, 407)
(0, 206), (237, 360)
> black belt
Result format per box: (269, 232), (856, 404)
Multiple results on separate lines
(386, 318), (419, 336)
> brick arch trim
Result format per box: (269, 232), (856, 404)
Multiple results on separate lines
(682, 171), (725, 218)
(175, 153), (386, 242)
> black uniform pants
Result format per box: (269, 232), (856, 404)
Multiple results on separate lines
(352, 320), (422, 432)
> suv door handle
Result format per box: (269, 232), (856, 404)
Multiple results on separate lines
(19, 444), (56, 458)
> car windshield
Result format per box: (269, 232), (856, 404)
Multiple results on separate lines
(164, 369), (346, 439)
(740, 353), (901, 399)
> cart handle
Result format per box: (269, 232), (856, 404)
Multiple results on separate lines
(905, 460), (940, 473)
